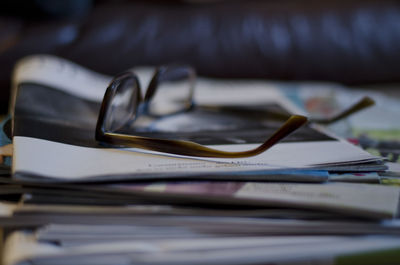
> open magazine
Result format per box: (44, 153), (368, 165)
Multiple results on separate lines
(10, 55), (384, 182)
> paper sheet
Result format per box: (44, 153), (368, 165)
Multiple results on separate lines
(13, 136), (380, 180)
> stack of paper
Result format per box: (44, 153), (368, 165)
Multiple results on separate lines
(1, 55), (399, 265)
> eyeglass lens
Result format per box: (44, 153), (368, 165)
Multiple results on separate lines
(146, 66), (195, 116)
(104, 77), (139, 132)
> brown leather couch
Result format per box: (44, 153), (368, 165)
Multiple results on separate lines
(1, 0), (400, 113)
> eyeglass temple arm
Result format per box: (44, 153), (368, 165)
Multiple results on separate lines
(309, 96), (375, 125)
(99, 115), (307, 158)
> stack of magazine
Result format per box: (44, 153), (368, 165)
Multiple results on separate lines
(1, 55), (400, 265)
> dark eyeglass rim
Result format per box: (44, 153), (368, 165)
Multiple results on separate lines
(97, 65), (196, 135)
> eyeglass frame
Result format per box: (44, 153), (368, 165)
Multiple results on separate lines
(95, 65), (374, 158)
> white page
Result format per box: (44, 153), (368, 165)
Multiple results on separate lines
(13, 136), (380, 180)
(235, 183), (400, 218)
(11, 55), (301, 113)
(1, 231), (341, 265)
(5, 230), (400, 265)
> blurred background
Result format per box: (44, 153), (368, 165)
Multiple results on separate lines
(1, 0), (399, 113)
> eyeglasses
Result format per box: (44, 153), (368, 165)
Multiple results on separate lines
(95, 65), (374, 158)
(95, 65), (309, 158)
